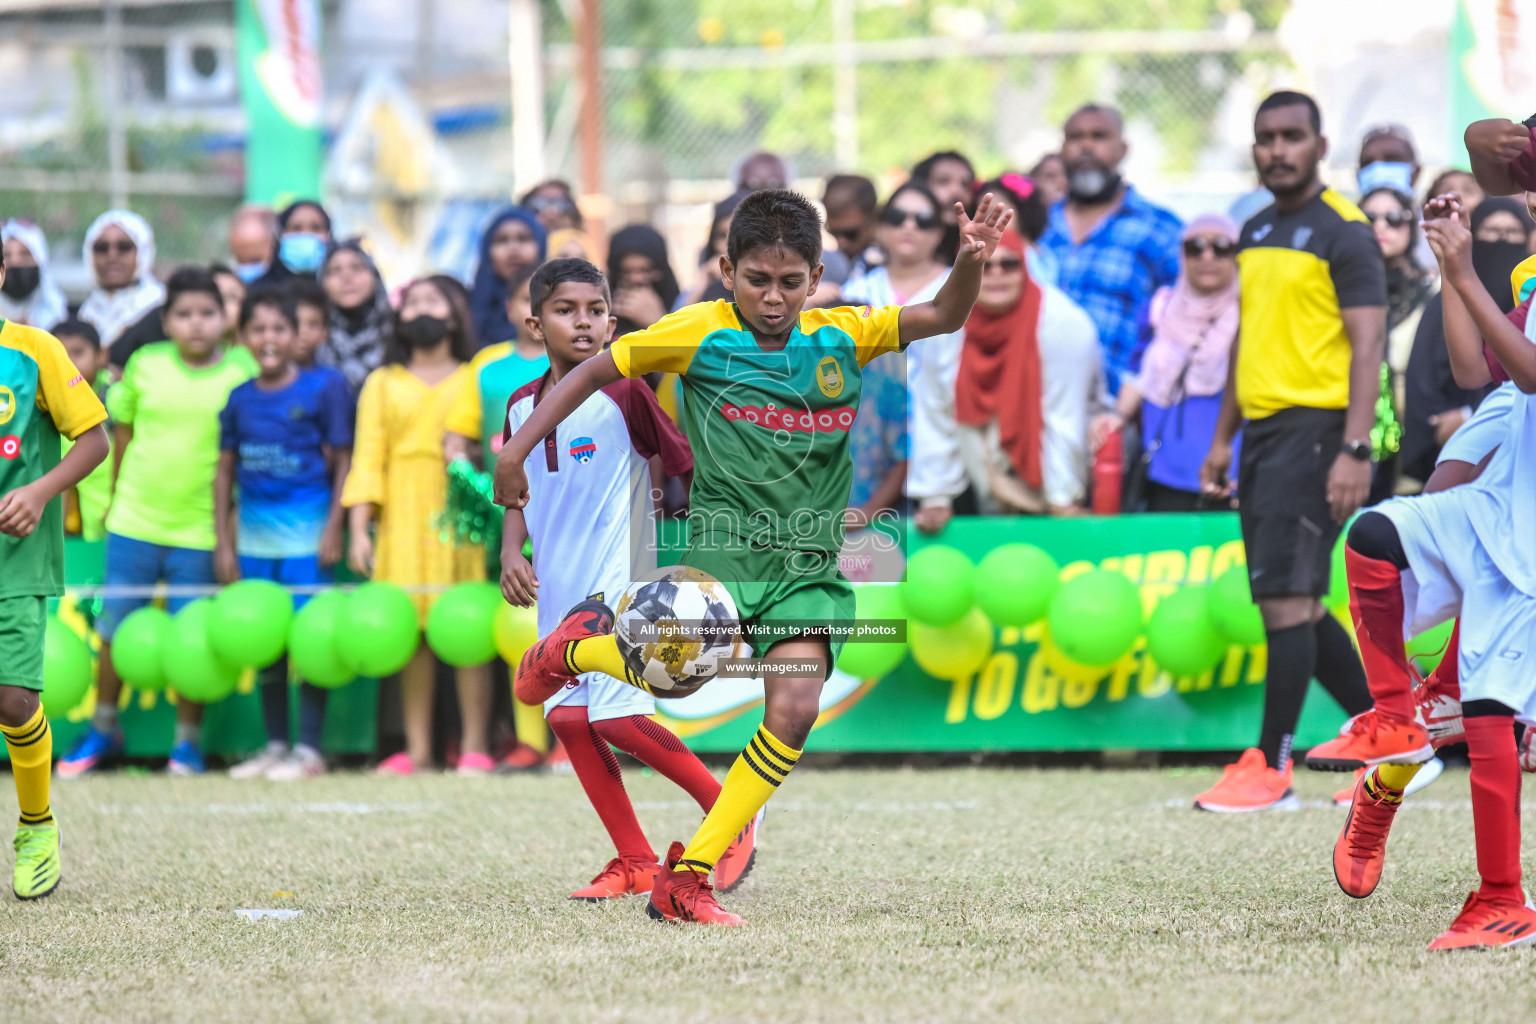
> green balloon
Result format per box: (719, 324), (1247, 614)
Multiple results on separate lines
(836, 584), (908, 678)
(910, 608), (994, 680)
(338, 582), (420, 677)
(1206, 565), (1266, 647)
(975, 543), (1060, 627)
(288, 590), (355, 689)
(1148, 585), (1229, 678)
(42, 617), (93, 716)
(901, 545), (976, 626)
(111, 606), (171, 691)
(1045, 569), (1143, 667)
(162, 599), (242, 704)
(426, 582), (502, 667)
(208, 579), (293, 668)
(1407, 619), (1455, 673)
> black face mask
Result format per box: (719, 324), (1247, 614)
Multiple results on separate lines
(398, 315), (449, 348)
(1, 266), (41, 300)
(1472, 240), (1529, 314)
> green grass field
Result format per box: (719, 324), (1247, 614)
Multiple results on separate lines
(2, 764), (1535, 1023)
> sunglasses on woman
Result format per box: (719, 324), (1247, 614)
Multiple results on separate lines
(1182, 237), (1236, 259)
(880, 207), (939, 231)
(1366, 210), (1413, 228)
(92, 239), (135, 256)
(983, 256), (1024, 274)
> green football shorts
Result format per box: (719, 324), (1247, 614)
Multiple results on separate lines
(682, 541), (856, 668)
(0, 596), (47, 692)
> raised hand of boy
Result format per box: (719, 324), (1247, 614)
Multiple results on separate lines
(953, 192), (1014, 266)
(896, 193), (1015, 348)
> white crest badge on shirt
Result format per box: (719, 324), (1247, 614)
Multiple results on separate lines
(1252, 223), (1273, 242)
(1292, 226), (1314, 250)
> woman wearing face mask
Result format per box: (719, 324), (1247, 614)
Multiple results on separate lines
(469, 206), (547, 348)
(1361, 186), (1436, 501)
(1094, 214), (1241, 511)
(0, 221), (68, 331)
(606, 224), (681, 336)
(81, 211), (167, 370)
(250, 200), (334, 292)
(844, 182), (970, 530)
(319, 242), (392, 393)
(1400, 195), (1532, 486)
(342, 275), (493, 777)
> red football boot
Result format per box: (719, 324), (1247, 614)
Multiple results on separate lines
(569, 857), (662, 902)
(1416, 679), (1465, 750)
(646, 841), (743, 926)
(1333, 767), (1402, 898)
(1428, 892), (1536, 950)
(513, 600), (614, 705)
(1304, 709), (1433, 772)
(714, 809), (762, 893)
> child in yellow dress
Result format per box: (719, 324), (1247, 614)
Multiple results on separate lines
(343, 275), (492, 775)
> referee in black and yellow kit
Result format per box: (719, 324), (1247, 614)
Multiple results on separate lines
(1194, 91), (1385, 812)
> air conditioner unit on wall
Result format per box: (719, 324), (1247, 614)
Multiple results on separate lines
(166, 32), (237, 105)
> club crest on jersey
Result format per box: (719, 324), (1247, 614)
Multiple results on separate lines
(569, 436), (597, 463)
(816, 356), (844, 399)
(0, 385), (14, 425)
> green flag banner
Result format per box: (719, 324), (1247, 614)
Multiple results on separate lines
(1449, 0), (1536, 164)
(237, 0), (324, 205)
(33, 515), (1353, 761)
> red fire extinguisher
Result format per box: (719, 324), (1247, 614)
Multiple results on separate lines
(1092, 429), (1122, 516)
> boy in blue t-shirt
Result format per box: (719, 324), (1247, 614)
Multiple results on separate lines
(215, 291), (353, 780)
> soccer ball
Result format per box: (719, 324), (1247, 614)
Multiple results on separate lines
(614, 566), (741, 697)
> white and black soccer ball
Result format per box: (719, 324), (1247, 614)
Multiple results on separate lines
(614, 566), (741, 696)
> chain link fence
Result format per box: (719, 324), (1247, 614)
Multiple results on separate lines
(2, 0), (1303, 292)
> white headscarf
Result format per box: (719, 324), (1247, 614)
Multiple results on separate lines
(77, 210), (165, 346)
(0, 221), (69, 331)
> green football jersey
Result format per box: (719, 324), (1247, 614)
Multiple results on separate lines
(609, 300), (903, 558)
(0, 319), (109, 598)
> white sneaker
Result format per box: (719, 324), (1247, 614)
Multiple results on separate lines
(265, 746), (325, 782)
(229, 744), (289, 780)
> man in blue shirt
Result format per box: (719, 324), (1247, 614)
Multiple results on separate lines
(1041, 103), (1183, 395)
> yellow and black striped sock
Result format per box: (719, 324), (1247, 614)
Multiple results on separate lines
(2, 705), (53, 828)
(1363, 766), (1406, 806)
(569, 634), (656, 694)
(678, 725), (800, 873)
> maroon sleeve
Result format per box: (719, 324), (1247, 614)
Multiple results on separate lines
(600, 378), (693, 476)
(501, 376), (546, 447)
(1487, 300), (1531, 385)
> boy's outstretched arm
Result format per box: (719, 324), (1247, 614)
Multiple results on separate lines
(493, 350), (625, 508)
(1428, 214), (1536, 393)
(896, 194), (1013, 348)
(0, 423), (109, 538)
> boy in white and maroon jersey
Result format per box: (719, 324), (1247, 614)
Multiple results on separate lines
(500, 258), (757, 902)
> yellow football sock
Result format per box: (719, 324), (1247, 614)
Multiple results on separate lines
(1374, 762), (1421, 792)
(569, 634), (653, 692)
(2, 705), (53, 828)
(678, 725), (800, 872)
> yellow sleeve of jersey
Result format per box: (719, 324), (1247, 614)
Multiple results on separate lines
(802, 304), (904, 367)
(607, 302), (717, 378)
(28, 326), (107, 440)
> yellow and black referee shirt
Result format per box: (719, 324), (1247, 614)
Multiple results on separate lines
(1234, 188), (1386, 420)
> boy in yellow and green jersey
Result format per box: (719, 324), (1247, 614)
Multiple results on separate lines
(495, 189), (1012, 924)
(0, 250), (111, 900)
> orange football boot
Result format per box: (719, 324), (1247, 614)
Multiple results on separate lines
(1304, 709), (1433, 772)
(1428, 892), (1536, 950)
(513, 600), (614, 705)
(713, 809), (761, 893)
(570, 857), (662, 902)
(1333, 768), (1402, 898)
(646, 841), (743, 926)
(1193, 748), (1299, 812)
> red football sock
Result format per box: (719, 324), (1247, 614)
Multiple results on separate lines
(1465, 714), (1524, 905)
(1345, 546), (1416, 724)
(593, 715), (722, 812)
(1425, 620), (1462, 700)
(546, 705), (655, 864)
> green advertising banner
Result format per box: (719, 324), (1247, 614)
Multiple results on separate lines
(236, 0), (324, 205)
(1449, 0), (1536, 164)
(35, 516), (1351, 760)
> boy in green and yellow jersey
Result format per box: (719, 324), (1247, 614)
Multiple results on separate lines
(0, 250), (111, 901)
(495, 189), (1011, 924)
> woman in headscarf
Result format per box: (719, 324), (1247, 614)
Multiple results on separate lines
(0, 221), (68, 330)
(954, 229), (1105, 517)
(1400, 195), (1531, 485)
(469, 206), (546, 347)
(1096, 213), (1239, 511)
(250, 199), (334, 292)
(678, 191), (750, 308)
(607, 224), (680, 337)
(319, 241), (393, 393)
(80, 210), (165, 358)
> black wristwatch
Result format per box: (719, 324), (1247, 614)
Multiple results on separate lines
(1342, 439), (1372, 462)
